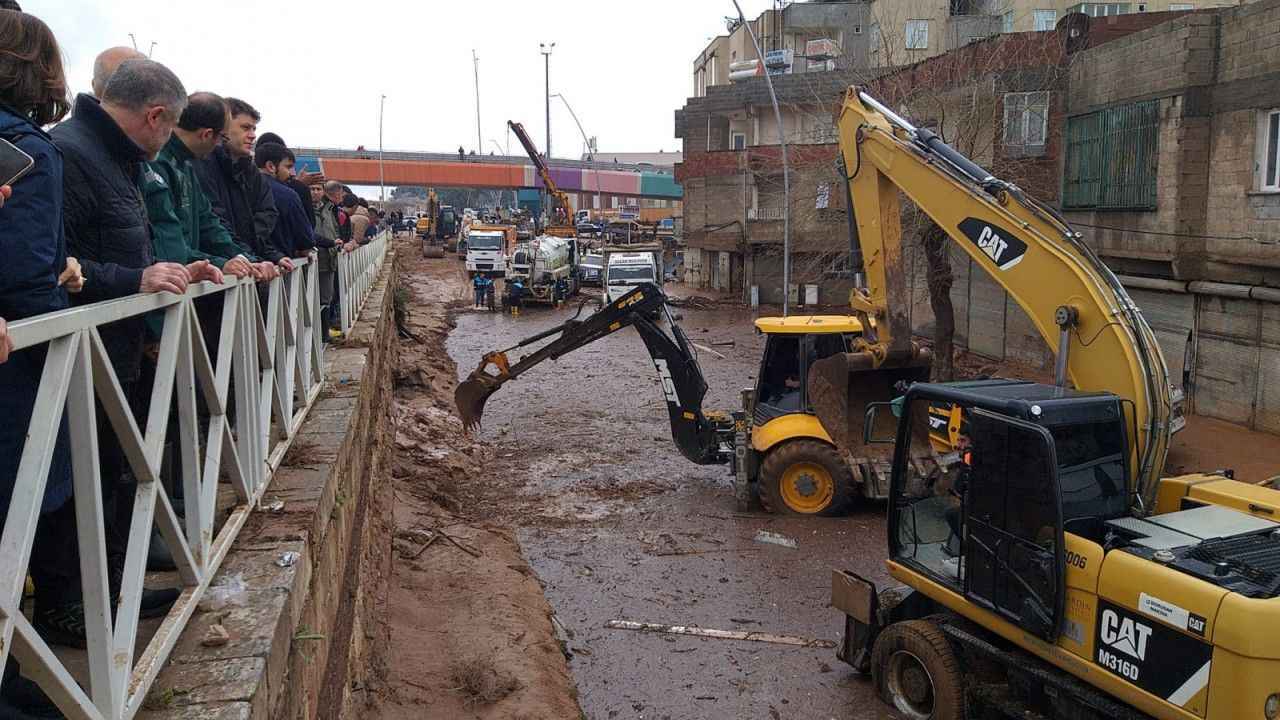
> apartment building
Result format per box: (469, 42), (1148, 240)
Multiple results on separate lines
(866, 0), (1239, 65)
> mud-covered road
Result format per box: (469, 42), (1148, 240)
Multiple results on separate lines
(448, 287), (897, 720)
(442, 264), (1280, 720)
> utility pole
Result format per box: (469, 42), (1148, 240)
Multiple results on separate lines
(472, 50), (482, 155)
(378, 94), (386, 203)
(539, 42), (555, 223)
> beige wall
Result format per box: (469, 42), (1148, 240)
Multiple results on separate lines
(866, 0), (1238, 66)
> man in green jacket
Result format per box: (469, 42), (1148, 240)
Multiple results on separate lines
(142, 92), (258, 280)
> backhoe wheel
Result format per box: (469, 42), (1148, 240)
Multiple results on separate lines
(870, 620), (965, 720)
(758, 439), (854, 516)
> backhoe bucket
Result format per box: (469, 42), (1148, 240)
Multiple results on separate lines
(807, 349), (932, 459)
(454, 353), (511, 430)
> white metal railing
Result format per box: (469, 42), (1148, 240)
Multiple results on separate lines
(337, 230), (390, 335)
(1, 253), (333, 720)
(748, 206), (785, 221)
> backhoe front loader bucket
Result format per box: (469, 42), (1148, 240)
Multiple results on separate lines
(807, 348), (933, 459)
(455, 352), (511, 430)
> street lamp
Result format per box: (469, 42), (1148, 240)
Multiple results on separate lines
(539, 42), (555, 225)
(378, 94), (387, 203)
(472, 50), (482, 155)
(539, 42), (555, 160)
(551, 93), (600, 211)
(732, 0), (790, 316)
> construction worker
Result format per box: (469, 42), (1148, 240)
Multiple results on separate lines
(506, 279), (525, 317)
(472, 274), (490, 309)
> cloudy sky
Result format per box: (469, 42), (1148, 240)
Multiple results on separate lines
(33, 0), (774, 159)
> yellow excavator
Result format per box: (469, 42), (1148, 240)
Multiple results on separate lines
(826, 88), (1280, 720)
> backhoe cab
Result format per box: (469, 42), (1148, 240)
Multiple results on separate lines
(742, 316), (931, 515)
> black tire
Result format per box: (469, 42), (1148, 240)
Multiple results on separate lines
(758, 439), (855, 516)
(870, 620), (965, 720)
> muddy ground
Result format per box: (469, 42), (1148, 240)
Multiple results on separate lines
(365, 239), (581, 720)
(384, 243), (1280, 720)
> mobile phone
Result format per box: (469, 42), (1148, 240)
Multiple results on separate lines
(0, 137), (34, 187)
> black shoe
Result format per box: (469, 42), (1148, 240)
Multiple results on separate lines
(146, 530), (177, 572)
(0, 675), (62, 719)
(139, 587), (179, 620)
(31, 603), (85, 650)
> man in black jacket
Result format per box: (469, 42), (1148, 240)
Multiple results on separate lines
(48, 58), (204, 647)
(194, 97), (286, 278)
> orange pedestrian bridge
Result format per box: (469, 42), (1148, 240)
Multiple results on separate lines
(292, 147), (682, 200)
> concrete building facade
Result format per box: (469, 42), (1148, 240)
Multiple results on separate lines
(866, 0), (1243, 67)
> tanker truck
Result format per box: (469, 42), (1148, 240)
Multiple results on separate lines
(506, 235), (580, 305)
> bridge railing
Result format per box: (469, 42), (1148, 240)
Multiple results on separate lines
(338, 230), (391, 335)
(1, 254), (335, 720)
(291, 146), (675, 174)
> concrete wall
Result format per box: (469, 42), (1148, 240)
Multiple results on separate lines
(143, 254), (398, 720)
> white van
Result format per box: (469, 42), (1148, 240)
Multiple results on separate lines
(603, 251), (659, 305)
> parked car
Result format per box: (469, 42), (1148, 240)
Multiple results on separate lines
(579, 252), (604, 286)
(576, 221), (603, 238)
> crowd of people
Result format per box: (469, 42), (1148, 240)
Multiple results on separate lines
(0, 8), (390, 717)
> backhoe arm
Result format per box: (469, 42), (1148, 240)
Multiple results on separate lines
(455, 283), (729, 465)
(834, 88), (1175, 510)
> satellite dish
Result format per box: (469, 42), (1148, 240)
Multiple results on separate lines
(1058, 12), (1091, 53)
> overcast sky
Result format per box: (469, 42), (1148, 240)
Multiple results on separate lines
(34, 0), (774, 159)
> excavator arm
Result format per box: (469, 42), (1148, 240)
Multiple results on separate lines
(818, 88), (1176, 511)
(455, 283), (730, 466)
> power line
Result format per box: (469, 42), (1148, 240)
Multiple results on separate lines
(1069, 222), (1266, 244)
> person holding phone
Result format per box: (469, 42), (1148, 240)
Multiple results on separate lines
(0, 9), (78, 716)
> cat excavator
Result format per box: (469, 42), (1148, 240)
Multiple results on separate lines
(825, 88), (1280, 720)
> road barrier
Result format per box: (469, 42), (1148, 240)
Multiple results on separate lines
(338, 230), (391, 335)
(0, 249), (350, 720)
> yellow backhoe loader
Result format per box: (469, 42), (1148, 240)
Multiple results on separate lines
(827, 87), (1277, 720)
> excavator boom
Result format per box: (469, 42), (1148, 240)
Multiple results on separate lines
(824, 88), (1175, 510)
(455, 283), (730, 465)
(508, 120), (574, 230)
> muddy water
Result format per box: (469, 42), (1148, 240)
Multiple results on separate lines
(448, 292), (900, 720)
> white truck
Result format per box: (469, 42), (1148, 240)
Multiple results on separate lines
(602, 242), (662, 306)
(508, 234), (579, 304)
(465, 224), (515, 277)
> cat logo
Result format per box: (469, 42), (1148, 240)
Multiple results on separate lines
(977, 226), (1011, 265)
(1100, 609), (1153, 661)
(957, 218), (1028, 271)
(653, 358), (680, 404)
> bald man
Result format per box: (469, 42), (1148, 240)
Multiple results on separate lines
(91, 46), (145, 97)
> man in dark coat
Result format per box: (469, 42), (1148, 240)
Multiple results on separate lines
(194, 97), (286, 278)
(47, 58), (197, 648)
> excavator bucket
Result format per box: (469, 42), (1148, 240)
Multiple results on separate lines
(454, 352), (511, 430)
(807, 350), (932, 460)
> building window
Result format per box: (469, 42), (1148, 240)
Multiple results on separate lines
(1034, 9), (1057, 30)
(731, 132), (747, 150)
(1063, 99), (1160, 210)
(1004, 91), (1049, 149)
(853, 24), (862, 34)
(1066, 3), (1132, 17)
(1259, 110), (1280, 192)
(1002, 10), (1015, 32)
(906, 19), (929, 49)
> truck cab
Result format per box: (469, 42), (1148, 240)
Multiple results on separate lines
(603, 251), (659, 305)
(465, 226), (512, 277)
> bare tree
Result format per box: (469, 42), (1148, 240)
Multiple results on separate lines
(753, 6), (1073, 379)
